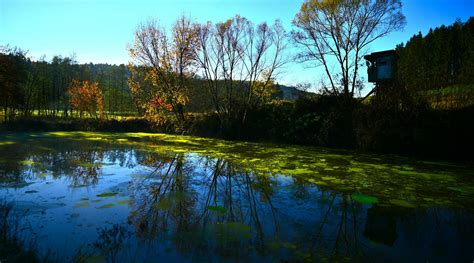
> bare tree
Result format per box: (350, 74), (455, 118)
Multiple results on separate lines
(194, 16), (288, 126)
(241, 19), (288, 123)
(194, 16), (249, 124)
(292, 0), (406, 100)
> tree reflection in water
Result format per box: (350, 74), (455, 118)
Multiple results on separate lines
(124, 154), (375, 261)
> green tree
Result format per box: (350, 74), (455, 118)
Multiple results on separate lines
(0, 47), (28, 121)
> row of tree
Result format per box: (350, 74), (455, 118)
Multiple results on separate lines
(127, 0), (406, 129)
(0, 49), (135, 121)
(128, 15), (288, 128)
(4, 1), (473, 130)
(1, 0), (407, 126)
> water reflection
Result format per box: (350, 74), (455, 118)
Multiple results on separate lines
(364, 206), (398, 246)
(0, 134), (473, 262)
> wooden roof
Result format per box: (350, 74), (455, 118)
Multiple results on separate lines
(364, 50), (397, 62)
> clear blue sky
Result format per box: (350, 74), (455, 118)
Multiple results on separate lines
(1, 0), (473, 90)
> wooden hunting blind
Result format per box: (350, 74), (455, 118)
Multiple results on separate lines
(364, 50), (398, 83)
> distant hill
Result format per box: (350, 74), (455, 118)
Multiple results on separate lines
(275, 84), (314, 100)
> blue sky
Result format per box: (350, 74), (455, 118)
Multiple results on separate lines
(1, 0), (473, 90)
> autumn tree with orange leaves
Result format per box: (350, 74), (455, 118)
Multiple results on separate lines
(68, 80), (104, 119)
(128, 15), (200, 126)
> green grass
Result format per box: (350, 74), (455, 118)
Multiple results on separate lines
(0, 110), (139, 122)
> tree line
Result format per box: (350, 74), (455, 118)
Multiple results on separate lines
(0, 50), (135, 121)
(128, 0), (406, 130)
(1, 0), (406, 124)
(128, 15), (289, 130)
(397, 17), (474, 92)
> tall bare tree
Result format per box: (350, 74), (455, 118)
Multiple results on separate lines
(292, 0), (406, 99)
(241, 19), (288, 123)
(194, 16), (288, 126)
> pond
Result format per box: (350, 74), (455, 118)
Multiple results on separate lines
(0, 132), (473, 262)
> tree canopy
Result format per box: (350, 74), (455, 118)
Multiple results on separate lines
(292, 0), (406, 98)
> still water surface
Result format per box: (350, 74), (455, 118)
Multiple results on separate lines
(0, 132), (473, 262)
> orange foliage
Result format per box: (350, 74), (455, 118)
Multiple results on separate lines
(67, 80), (104, 118)
(149, 96), (173, 112)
